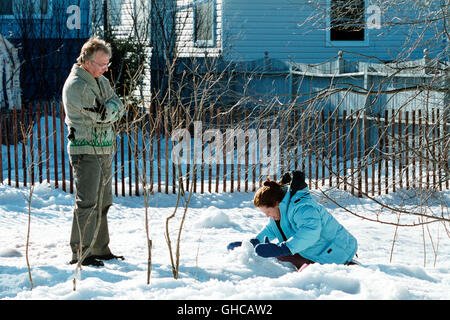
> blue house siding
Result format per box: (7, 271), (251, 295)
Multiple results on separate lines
(221, 0), (445, 63)
(167, 0), (446, 155)
(0, 1), (91, 38)
(214, 0), (447, 119)
(0, 0), (92, 104)
(8, 38), (88, 103)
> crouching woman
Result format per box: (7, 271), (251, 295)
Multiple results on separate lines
(228, 172), (358, 271)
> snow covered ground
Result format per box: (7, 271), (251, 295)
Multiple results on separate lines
(0, 181), (449, 300)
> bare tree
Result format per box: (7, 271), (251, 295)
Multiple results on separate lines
(19, 115), (36, 290)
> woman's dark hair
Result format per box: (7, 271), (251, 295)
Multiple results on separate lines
(253, 178), (285, 207)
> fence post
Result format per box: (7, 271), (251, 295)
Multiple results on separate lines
(127, 125), (131, 196)
(244, 109), (249, 192)
(135, 115), (140, 196)
(28, 105), (34, 187)
(59, 102), (67, 193)
(308, 111), (313, 188)
(425, 111), (430, 189)
(230, 108), (234, 193)
(384, 110), (389, 194)
(321, 110), (325, 186)
(258, 110), (263, 188)
(142, 113), (148, 195)
(222, 110), (227, 192)
(377, 113), (382, 195)
(165, 107), (169, 195)
(437, 109), (442, 191)
(184, 106), (190, 192)
(295, 110), (300, 172)
(172, 111), (177, 195)
(314, 111), (319, 189)
(356, 110), (362, 197)
(391, 109), (396, 193)
(114, 144), (118, 197)
(411, 110), (416, 189)
(43, 102), (49, 184)
(363, 111), (368, 195)
(445, 110), (449, 190)
(328, 110), (333, 187)
(51, 102), (58, 189)
(369, 112), (375, 196)
(405, 111), (409, 190)
(20, 106), (26, 188)
(13, 107), (18, 188)
(5, 114), (11, 186)
(201, 111), (205, 194)
(342, 109), (347, 191)
(237, 109), (241, 192)
(0, 109), (3, 183)
(157, 104), (162, 193)
(216, 108), (220, 193)
(334, 109), (339, 187)
(149, 105), (155, 194)
(350, 110), (355, 195)
(193, 115), (197, 194)
(300, 109), (306, 174)
(208, 109), (212, 193)
(398, 110), (403, 190)
(432, 109), (442, 191)
(418, 109), (423, 190)
(279, 110), (284, 180)
(250, 109), (256, 192)
(36, 104), (42, 184)
(121, 131), (125, 196)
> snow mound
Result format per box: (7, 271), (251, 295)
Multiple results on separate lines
(224, 241), (295, 278)
(194, 207), (239, 229)
(0, 248), (22, 258)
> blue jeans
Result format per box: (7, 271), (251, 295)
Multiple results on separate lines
(277, 253), (314, 270)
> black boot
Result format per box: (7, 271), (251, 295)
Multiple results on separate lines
(93, 253), (125, 261)
(69, 256), (105, 267)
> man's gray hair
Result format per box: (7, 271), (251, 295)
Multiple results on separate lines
(76, 36), (112, 64)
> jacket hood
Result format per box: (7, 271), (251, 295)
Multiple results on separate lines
(289, 187), (311, 203)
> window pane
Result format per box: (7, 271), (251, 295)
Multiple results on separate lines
(0, 0), (13, 15)
(0, 0), (49, 16)
(33, 0), (48, 14)
(195, 1), (213, 43)
(38, 0), (48, 15)
(330, 0), (365, 41)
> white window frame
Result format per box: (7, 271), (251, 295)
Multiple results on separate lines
(0, 0), (52, 19)
(326, 0), (369, 47)
(193, 0), (216, 48)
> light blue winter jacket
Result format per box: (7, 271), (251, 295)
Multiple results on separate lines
(255, 187), (357, 264)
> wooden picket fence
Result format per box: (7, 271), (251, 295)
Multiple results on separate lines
(0, 101), (449, 197)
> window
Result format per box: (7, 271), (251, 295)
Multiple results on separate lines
(35, 0), (49, 15)
(330, 0), (365, 41)
(0, 0), (13, 15)
(0, 0), (50, 17)
(194, 0), (215, 47)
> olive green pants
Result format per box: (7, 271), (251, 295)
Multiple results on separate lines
(69, 154), (113, 261)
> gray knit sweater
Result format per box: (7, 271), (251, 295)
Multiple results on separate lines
(62, 64), (124, 155)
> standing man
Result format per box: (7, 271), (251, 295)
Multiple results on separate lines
(63, 36), (125, 267)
